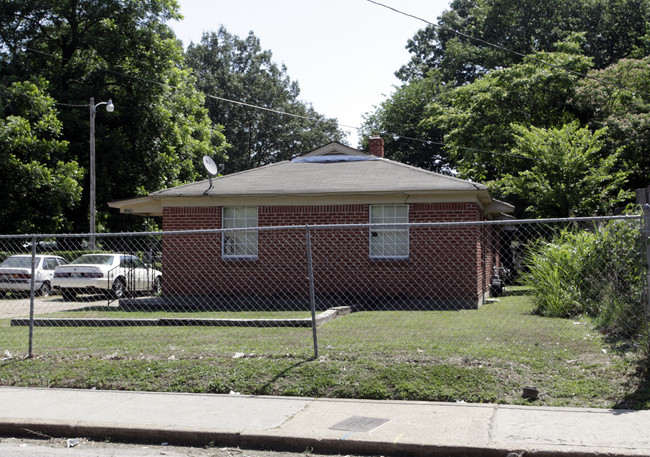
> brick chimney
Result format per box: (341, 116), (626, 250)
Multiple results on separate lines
(368, 135), (384, 158)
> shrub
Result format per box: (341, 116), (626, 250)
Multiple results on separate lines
(587, 220), (645, 337)
(523, 230), (594, 318)
(523, 219), (646, 338)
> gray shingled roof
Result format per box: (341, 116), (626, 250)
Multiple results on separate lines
(150, 157), (487, 198)
(109, 143), (514, 216)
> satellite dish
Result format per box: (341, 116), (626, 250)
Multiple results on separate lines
(203, 156), (219, 175)
(202, 156), (223, 195)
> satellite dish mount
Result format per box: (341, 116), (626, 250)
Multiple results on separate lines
(202, 156), (223, 195)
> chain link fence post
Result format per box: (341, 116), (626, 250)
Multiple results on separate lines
(642, 204), (650, 354)
(28, 235), (36, 358)
(305, 226), (318, 359)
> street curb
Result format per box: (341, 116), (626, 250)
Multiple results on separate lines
(0, 420), (239, 448)
(2, 420), (648, 457)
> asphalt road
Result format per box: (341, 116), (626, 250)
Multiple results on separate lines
(0, 437), (364, 457)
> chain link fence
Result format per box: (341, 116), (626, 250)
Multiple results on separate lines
(0, 215), (648, 366)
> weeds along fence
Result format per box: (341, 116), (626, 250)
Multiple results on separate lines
(0, 214), (648, 362)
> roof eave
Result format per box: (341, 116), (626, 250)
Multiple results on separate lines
(484, 199), (515, 217)
(109, 188), (511, 217)
(108, 196), (163, 217)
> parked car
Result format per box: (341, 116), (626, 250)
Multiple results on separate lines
(52, 253), (162, 301)
(0, 255), (69, 297)
(21, 240), (59, 252)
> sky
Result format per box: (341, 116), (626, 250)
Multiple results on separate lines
(169, 0), (452, 147)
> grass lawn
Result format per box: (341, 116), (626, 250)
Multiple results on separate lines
(0, 291), (648, 409)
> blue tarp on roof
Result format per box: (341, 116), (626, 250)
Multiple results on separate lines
(291, 155), (379, 163)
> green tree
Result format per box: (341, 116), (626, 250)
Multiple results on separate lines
(396, 0), (502, 85)
(185, 27), (345, 174)
(426, 36), (592, 182)
(0, 0), (227, 232)
(397, 0), (650, 86)
(359, 74), (450, 172)
(493, 122), (632, 218)
(0, 80), (83, 233)
(573, 56), (650, 191)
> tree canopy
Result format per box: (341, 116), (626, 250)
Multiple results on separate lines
(428, 35), (592, 182)
(573, 56), (650, 191)
(0, 80), (82, 233)
(0, 2), (347, 234)
(359, 74), (450, 173)
(362, 0), (650, 217)
(396, 0), (650, 85)
(0, 0), (227, 233)
(492, 123), (632, 217)
(185, 27), (345, 174)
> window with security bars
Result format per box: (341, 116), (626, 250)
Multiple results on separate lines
(222, 206), (258, 258)
(369, 204), (409, 259)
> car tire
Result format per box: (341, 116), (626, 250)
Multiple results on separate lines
(111, 278), (127, 299)
(61, 289), (76, 301)
(38, 281), (51, 297)
(152, 276), (162, 295)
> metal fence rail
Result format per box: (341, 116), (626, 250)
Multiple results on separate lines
(0, 215), (647, 364)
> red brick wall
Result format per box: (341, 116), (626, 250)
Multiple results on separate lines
(161, 202), (489, 307)
(162, 207), (220, 298)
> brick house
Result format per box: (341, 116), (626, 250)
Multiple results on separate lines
(110, 138), (514, 309)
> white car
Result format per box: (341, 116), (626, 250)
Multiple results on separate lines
(0, 255), (69, 297)
(52, 253), (162, 301)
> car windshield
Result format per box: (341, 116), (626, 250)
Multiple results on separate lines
(0, 257), (40, 269)
(69, 255), (115, 265)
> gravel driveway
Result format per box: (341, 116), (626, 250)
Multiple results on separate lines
(0, 295), (109, 319)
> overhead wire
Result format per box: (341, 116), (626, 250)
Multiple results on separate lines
(27, 47), (352, 127)
(22, 2), (650, 176)
(31, 46), (648, 174)
(363, 1), (650, 174)
(378, 133), (537, 161)
(375, 132), (650, 175)
(56, 102), (88, 108)
(365, 0), (650, 98)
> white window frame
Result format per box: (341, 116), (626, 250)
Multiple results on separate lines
(222, 206), (258, 259)
(369, 204), (409, 259)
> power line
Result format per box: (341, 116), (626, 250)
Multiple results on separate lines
(375, 133), (649, 174)
(23, 46), (649, 175)
(26, 47), (355, 129)
(378, 133), (536, 161)
(365, 0), (650, 99)
(53, 60), (524, 162)
(57, 102), (88, 108)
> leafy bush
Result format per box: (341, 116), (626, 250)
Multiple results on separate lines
(523, 220), (646, 338)
(522, 231), (591, 317)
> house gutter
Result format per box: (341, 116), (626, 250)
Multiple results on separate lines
(109, 189), (511, 217)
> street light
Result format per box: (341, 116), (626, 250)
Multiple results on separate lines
(89, 97), (114, 250)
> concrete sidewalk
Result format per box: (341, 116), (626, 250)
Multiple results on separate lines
(1, 387), (649, 457)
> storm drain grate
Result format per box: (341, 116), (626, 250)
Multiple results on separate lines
(330, 416), (389, 433)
